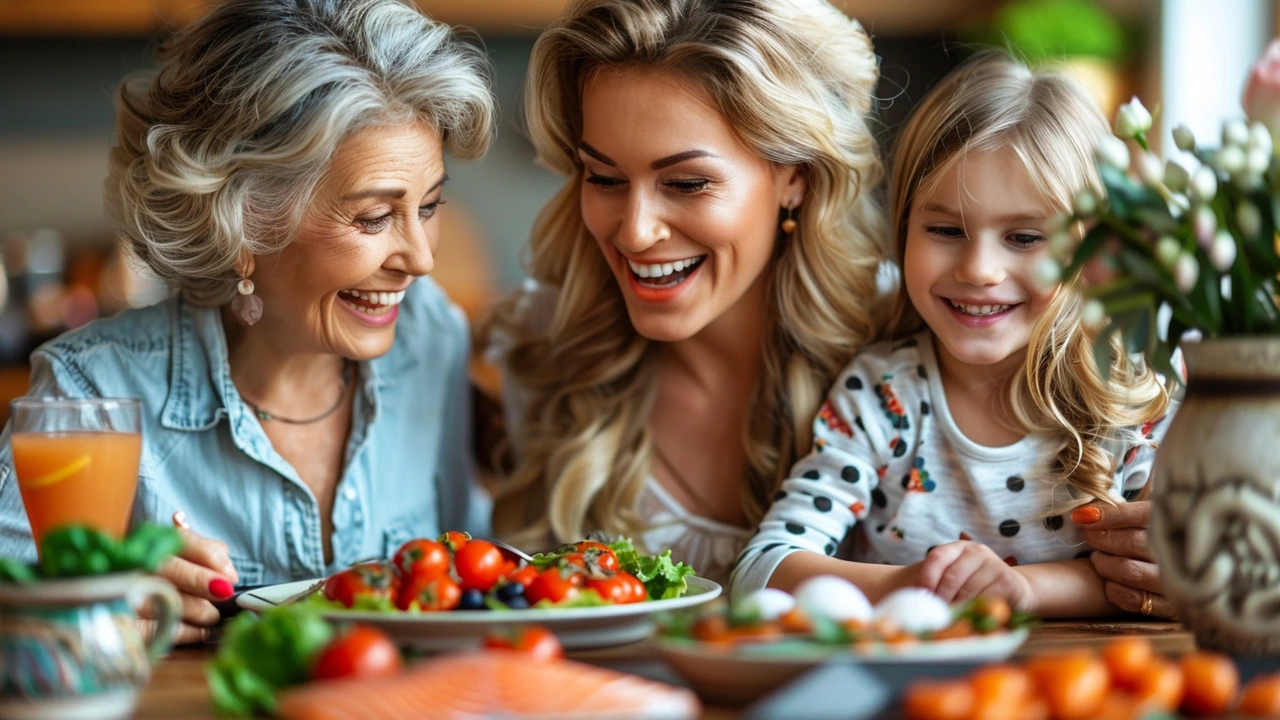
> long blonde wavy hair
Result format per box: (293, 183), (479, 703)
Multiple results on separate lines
(887, 52), (1171, 506)
(486, 0), (886, 547)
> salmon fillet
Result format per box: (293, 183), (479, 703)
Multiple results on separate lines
(276, 650), (701, 720)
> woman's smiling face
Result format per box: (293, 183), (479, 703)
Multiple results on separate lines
(577, 66), (805, 342)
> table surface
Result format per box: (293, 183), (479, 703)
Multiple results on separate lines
(134, 620), (1195, 719)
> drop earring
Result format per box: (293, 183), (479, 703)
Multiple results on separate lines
(231, 275), (263, 326)
(780, 201), (799, 235)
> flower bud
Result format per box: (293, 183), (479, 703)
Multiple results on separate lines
(1155, 236), (1182, 268)
(1248, 145), (1273, 175)
(1115, 97), (1153, 139)
(1049, 229), (1074, 259)
(1224, 119), (1251, 148)
(1164, 158), (1192, 192)
(1073, 189), (1098, 216)
(1209, 230), (1237, 271)
(1172, 124), (1196, 152)
(1218, 145), (1247, 175)
(1096, 135), (1130, 171)
(1173, 252), (1200, 292)
(1082, 300), (1107, 329)
(1238, 200), (1263, 238)
(1250, 121), (1274, 156)
(1193, 205), (1217, 248)
(1032, 257), (1062, 290)
(1234, 170), (1264, 191)
(1137, 152), (1164, 187)
(1190, 166), (1218, 202)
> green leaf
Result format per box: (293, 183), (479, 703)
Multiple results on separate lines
(1093, 323), (1120, 383)
(0, 557), (39, 584)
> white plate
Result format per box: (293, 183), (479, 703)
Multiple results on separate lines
(655, 628), (1030, 704)
(237, 576), (721, 652)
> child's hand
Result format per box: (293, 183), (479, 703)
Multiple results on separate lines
(917, 541), (1032, 611)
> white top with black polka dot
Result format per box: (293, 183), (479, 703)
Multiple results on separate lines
(730, 330), (1173, 598)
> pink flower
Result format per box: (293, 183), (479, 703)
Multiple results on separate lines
(1243, 40), (1280, 141)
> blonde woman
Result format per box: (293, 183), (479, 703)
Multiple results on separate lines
(485, 0), (885, 584)
(732, 52), (1175, 617)
(0, 0), (494, 642)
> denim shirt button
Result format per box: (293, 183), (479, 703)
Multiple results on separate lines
(344, 486), (357, 500)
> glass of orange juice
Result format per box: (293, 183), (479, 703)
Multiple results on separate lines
(10, 398), (142, 547)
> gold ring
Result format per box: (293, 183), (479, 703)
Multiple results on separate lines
(1140, 591), (1154, 616)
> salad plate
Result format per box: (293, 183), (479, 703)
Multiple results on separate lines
(238, 576), (721, 651)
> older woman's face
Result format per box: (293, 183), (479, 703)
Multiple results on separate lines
(578, 67), (804, 342)
(253, 122), (444, 360)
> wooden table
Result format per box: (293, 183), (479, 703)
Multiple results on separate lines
(133, 620), (1193, 719)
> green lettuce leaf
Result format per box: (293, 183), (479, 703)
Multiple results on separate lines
(609, 538), (697, 600)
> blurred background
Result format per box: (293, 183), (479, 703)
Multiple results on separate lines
(0, 0), (1275, 415)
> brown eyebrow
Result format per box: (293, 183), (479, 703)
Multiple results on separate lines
(918, 202), (1047, 226)
(577, 143), (718, 171)
(341, 174), (448, 202)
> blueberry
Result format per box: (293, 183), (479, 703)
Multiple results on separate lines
(505, 596), (530, 610)
(458, 588), (486, 610)
(496, 582), (524, 601)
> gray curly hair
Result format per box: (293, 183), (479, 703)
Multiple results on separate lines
(106, 0), (496, 305)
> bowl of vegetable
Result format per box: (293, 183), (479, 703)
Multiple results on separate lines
(237, 533), (719, 651)
(0, 524), (183, 720)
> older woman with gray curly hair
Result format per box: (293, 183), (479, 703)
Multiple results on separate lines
(0, 0), (494, 642)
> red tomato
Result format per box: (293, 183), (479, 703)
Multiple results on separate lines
(454, 540), (505, 592)
(391, 539), (450, 582)
(575, 542), (620, 573)
(525, 568), (581, 605)
(484, 626), (563, 661)
(397, 574), (461, 611)
(322, 562), (399, 608)
(506, 565), (538, 588)
(586, 572), (647, 605)
(437, 530), (471, 551)
(311, 625), (403, 681)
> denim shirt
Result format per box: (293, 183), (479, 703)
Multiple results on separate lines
(0, 278), (487, 586)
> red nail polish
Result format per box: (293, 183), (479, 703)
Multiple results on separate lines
(209, 577), (234, 599)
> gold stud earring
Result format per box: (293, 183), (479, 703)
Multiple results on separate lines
(781, 205), (798, 235)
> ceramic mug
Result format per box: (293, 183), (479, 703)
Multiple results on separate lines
(0, 572), (180, 720)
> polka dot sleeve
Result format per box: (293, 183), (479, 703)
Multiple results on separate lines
(729, 348), (914, 597)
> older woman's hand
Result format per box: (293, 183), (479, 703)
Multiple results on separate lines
(138, 514), (239, 644)
(1072, 500), (1177, 619)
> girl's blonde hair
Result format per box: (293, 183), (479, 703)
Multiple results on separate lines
(487, 0), (885, 547)
(888, 51), (1170, 506)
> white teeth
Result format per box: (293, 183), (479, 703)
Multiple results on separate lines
(341, 289), (407, 308)
(627, 256), (705, 278)
(950, 301), (1012, 317)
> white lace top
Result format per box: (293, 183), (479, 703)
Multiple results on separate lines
(490, 282), (752, 586)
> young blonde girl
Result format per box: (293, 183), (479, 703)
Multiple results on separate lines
(731, 52), (1174, 617)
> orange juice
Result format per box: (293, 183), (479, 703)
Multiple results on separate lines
(12, 431), (142, 544)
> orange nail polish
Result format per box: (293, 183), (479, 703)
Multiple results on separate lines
(1071, 507), (1101, 525)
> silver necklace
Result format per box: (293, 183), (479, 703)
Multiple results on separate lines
(242, 360), (354, 425)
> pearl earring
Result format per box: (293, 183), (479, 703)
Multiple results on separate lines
(231, 276), (263, 326)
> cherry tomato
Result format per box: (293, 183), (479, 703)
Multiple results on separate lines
(506, 565), (538, 588)
(454, 540), (505, 592)
(391, 539), (450, 582)
(398, 573), (461, 611)
(586, 572), (647, 604)
(322, 562), (399, 608)
(525, 568), (581, 605)
(437, 530), (471, 551)
(1239, 673), (1280, 716)
(311, 625), (403, 681)
(574, 542), (620, 573)
(1131, 659), (1184, 712)
(1025, 652), (1110, 720)
(1180, 651), (1239, 717)
(970, 665), (1032, 710)
(484, 626), (563, 661)
(902, 680), (975, 720)
(1103, 636), (1155, 690)
(1092, 692), (1141, 720)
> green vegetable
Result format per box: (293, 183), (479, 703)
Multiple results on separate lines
(0, 557), (38, 584)
(609, 538), (697, 600)
(207, 605), (335, 716)
(0, 523), (185, 583)
(531, 589), (610, 609)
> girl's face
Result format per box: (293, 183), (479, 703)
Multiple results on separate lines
(577, 66), (805, 342)
(252, 122), (444, 360)
(903, 145), (1059, 377)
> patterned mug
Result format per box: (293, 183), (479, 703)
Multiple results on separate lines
(0, 572), (180, 720)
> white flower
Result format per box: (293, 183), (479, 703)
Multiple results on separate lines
(1172, 124), (1197, 152)
(1073, 189), (1098, 216)
(1049, 229), (1074, 259)
(1248, 146), (1273, 175)
(1082, 300), (1107, 329)
(1096, 135), (1130, 171)
(1155, 236), (1182, 268)
(1210, 230), (1238, 271)
(1250, 121), (1274, 156)
(1218, 145), (1247, 175)
(1190, 166), (1218, 203)
(1115, 97), (1153, 139)
(1164, 158), (1192, 192)
(1137, 152), (1164, 187)
(1223, 119), (1251, 148)
(1193, 205), (1217, 248)
(1032, 257), (1062, 289)
(1238, 200), (1263, 238)
(1173, 252), (1200, 292)
(1166, 193), (1191, 219)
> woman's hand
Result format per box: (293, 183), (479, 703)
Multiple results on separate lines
(139, 512), (239, 644)
(1071, 500), (1177, 619)
(918, 541), (1033, 611)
